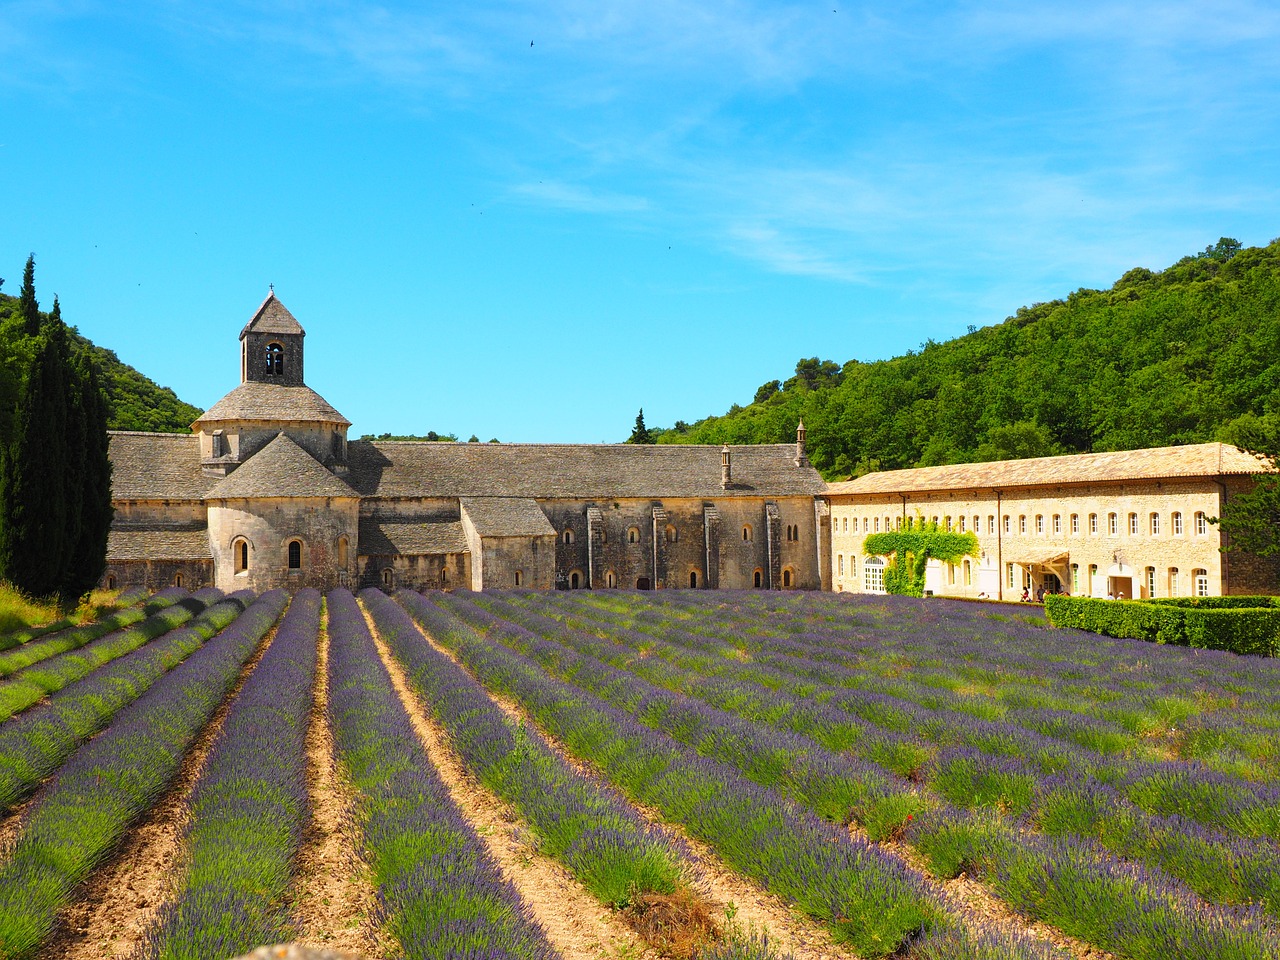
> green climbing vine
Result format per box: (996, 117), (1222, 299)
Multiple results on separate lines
(863, 520), (980, 596)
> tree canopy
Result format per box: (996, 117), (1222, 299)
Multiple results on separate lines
(653, 237), (1280, 480)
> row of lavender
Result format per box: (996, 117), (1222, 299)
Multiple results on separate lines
(399, 590), (1067, 960)
(0, 590), (285, 959)
(622, 591), (1280, 777)
(552, 591), (1280, 834)
(0, 588), (225, 722)
(437, 591), (1280, 960)
(323, 588), (559, 960)
(532, 593), (1280, 867)
(142, 589), (320, 960)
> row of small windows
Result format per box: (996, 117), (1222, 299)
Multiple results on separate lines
(234, 537), (344, 574)
(563, 523), (797, 545)
(838, 511), (1210, 538)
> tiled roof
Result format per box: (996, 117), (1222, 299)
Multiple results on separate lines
(461, 497), (556, 537)
(827, 442), (1271, 497)
(347, 442), (825, 499)
(193, 382), (350, 426)
(240, 292), (305, 337)
(359, 519), (469, 555)
(108, 528), (212, 561)
(206, 433), (359, 500)
(108, 432), (213, 500)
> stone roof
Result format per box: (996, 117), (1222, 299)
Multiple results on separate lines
(108, 432), (214, 500)
(193, 382), (350, 427)
(359, 519), (469, 555)
(827, 442), (1271, 497)
(108, 528), (212, 561)
(460, 497), (556, 537)
(240, 291), (305, 337)
(206, 433), (359, 500)
(347, 442), (825, 499)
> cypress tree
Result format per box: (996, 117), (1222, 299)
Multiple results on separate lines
(17, 255), (39, 337)
(627, 408), (653, 444)
(0, 322), (71, 598)
(65, 355), (113, 598)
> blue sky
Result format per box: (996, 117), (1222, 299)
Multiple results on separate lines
(3, 2), (1279, 442)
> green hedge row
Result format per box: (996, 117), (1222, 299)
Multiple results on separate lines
(1146, 596), (1280, 609)
(1044, 595), (1280, 657)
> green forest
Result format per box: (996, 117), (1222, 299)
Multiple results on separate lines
(0, 286), (202, 439)
(654, 237), (1280, 480)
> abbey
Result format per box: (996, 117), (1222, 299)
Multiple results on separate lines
(103, 294), (829, 593)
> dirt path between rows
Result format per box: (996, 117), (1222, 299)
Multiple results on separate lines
(0, 793), (40, 858)
(406, 608), (858, 960)
(287, 607), (396, 959)
(361, 601), (658, 960)
(38, 619), (283, 960)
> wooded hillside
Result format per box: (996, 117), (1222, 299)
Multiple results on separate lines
(0, 290), (202, 437)
(655, 238), (1280, 480)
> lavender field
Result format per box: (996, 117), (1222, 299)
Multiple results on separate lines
(0, 588), (1277, 960)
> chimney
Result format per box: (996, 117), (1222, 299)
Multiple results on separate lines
(795, 420), (809, 467)
(721, 445), (732, 489)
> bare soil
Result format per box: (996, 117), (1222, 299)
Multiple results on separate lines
(360, 601), (660, 960)
(38, 620), (282, 960)
(287, 606), (396, 959)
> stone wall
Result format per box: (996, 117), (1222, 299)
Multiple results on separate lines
(207, 496), (359, 592)
(102, 559), (213, 592)
(358, 552), (470, 592)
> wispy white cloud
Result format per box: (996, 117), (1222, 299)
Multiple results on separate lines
(510, 180), (651, 214)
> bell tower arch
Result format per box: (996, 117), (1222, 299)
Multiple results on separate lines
(240, 289), (305, 387)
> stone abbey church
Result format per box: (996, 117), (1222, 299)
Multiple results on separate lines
(104, 294), (829, 594)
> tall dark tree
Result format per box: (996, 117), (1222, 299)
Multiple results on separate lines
(65, 355), (114, 598)
(17, 255), (39, 337)
(627, 408), (653, 444)
(0, 321), (72, 598)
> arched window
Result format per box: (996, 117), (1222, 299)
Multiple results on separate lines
(1195, 512), (1208, 535)
(627, 527), (639, 543)
(606, 571), (617, 588)
(1052, 515), (1061, 534)
(382, 567), (393, 588)
(106, 574), (116, 590)
(782, 568), (793, 588)
(266, 342), (284, 376)
(1070, 514), (1079, 534)
(174, 572), (184, 588)
(570, 571), (581, 589)
(753, 569), (763, 588)
(563, 528), (575, 545)
(864, 557), (886, 594)
(1019, 515), (1027, 534)
(1169, 567), (1180, 595)
(515, 570), (523, 587)
(1194, 568), (1209, 597)
(1150, 513), (1161, 535)
(689, 570), (699, 588)
(234, 538), (250, 574)
(963, 559), (972, 586)
(838, 554), (844, 576)
(1128, 513), (1138, 535)
(1035, 515), (1044, 534)
(665, 524), (678, 543)
(337, 536), (348, 567)
(440, 567), (449, 584)
(288, 540), (302, 570)
(1173, 512), (1184, 535)
(1108, 513), (1118, 535)
(742, 525), (753, 542)
(1145, 566), (1156, 598)
(1089, 513), (1098, 534)
(874, 517), (881, 533)
(958, 516), (966, 533)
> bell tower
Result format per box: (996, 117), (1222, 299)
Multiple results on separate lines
(240, 289), (305, 387)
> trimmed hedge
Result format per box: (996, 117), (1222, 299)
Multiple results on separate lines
(1044, 595), (1280, 657)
